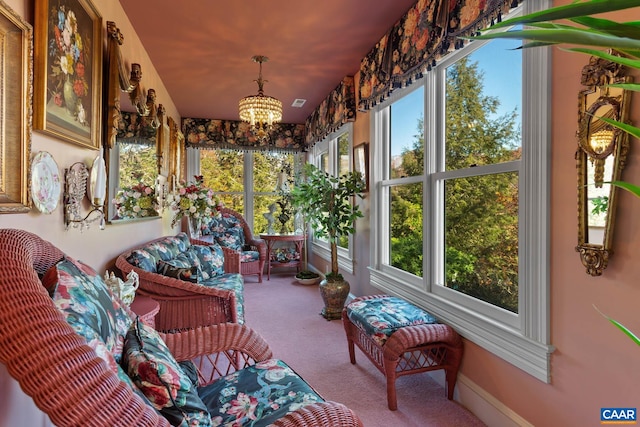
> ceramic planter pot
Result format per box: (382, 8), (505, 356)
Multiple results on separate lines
(319, 276), (350, 320)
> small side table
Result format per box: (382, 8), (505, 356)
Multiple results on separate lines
(259, 233), (305, 280)
(130, 295), (160, 329)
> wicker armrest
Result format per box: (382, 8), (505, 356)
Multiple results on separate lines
(271, 401), (364, 427)
(160, 323), (272, 387)
(161, 323), (272, 362)
(220, 246), (241, 273)
(246, 237), (267, 259)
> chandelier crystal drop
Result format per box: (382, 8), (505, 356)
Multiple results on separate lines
(238, 55), (283, 142)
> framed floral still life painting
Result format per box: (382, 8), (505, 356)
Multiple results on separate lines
(34, 0), (102, 149)
(353, 142), (369, 192)
(0, 1), (33, 213)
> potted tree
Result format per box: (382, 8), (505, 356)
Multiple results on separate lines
(291, 163), (366, 319)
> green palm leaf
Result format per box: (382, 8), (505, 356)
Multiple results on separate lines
(490, 0), (640, 30)
(472, 28), (640, 50)
(594, 305), (640, 346)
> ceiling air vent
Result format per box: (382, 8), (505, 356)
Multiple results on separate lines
(291, 99), (306, 108)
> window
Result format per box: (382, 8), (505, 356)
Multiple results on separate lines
(199, 149), (301, 233)
(311, 123), (356, 272)
(370, 2), (553, 382)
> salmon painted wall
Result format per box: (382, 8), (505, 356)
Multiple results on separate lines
(0, 0), (181, 275)
(0, 0), (180, 423)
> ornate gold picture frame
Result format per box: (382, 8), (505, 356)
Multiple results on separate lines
(0, 1), (32, 213)
(34, 0), (102, 149)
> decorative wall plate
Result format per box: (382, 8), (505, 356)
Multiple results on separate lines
(30, 151), (61, 214)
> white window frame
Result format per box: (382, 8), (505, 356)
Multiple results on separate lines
(190, 148), (302, 232)
(368, 0), (554, 383)
(310, 123), (356, 275)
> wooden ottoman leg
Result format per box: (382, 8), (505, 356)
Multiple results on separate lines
(342, 310), (357, 364)
(384, 359), (399, 411)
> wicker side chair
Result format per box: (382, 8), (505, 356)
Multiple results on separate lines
(0, 228), (363, 427)
(202, 207), (267, 283)
(116, 235), (243, 332)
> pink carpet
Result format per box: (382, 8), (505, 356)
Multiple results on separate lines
(243, 272), (486, 427)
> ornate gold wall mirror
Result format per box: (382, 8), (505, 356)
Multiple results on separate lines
(104, 21), (161, 223)
(576, 51), (632, 276)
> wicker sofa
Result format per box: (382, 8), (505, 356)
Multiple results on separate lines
(0, 228), (363, 427)
(116, 232), (245, 332)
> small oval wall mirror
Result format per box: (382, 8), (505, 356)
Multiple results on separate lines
(576, 51), (632, 276)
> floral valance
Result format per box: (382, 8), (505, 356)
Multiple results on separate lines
(182, 118), (306, 152)
(359, 0), (522, 111)
(305, 76), (356, 145)
(116, 111), (158, 145)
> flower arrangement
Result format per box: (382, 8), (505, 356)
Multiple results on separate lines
(272, 247), (299, 263)
(168, 176), (220, 228)
(48, 3), (91, 125)
(113, 183), (158, 219)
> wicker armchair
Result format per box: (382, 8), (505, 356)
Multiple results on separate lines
(0, 229), (363, 427)
(116, 234), (244, 332)
(202, 207), (267, 283)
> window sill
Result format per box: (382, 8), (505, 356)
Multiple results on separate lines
(369, 268), (554, 383)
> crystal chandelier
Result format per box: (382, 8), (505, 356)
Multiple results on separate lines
(238, 55), (283, 142)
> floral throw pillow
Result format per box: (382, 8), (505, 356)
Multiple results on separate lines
(46, 257), (133, 361)
(122, 318), (212, 426)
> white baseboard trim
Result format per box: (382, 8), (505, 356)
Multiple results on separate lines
(428, 371), (532, 427)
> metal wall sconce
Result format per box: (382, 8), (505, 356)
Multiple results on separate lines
(64, 154), (106, 231)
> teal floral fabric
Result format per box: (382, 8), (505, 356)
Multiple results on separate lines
(206, 214), (245, 251)
(125, 234), (244, 323)
(45, 257), (153, 407)
(189, 244), (225, 279)
(198, 359), (323, 427)
(122, 318), (212, 426)
(48, 257), (133, 361)
(347, 295), (437, 346)
(240, 250), (259, 263)
(127, 249), (158, 273)
(200, 273), (245, 324)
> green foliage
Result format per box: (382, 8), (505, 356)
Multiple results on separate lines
(472, 0), (640, 340)
(118, 143), (157, 189)
(291, 163), (365, 276)
(591, 195), (608, 216)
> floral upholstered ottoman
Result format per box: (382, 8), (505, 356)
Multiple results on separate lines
(342, 295), (463, 410)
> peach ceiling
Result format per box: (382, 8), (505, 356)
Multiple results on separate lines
(119, 0), (416, 125)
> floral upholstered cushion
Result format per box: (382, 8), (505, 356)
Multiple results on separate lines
(207, 215), (245, 251)
(240, 250), (260, 263)
(127, 249), (158, 273)
(46, 257), (133, 361)
(157, 259), (198, 283)
(197, 359), (323, 427)
(188, 244), (225, 279)
(122, 318), (212, 427)
(346, 295), (437, 346)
